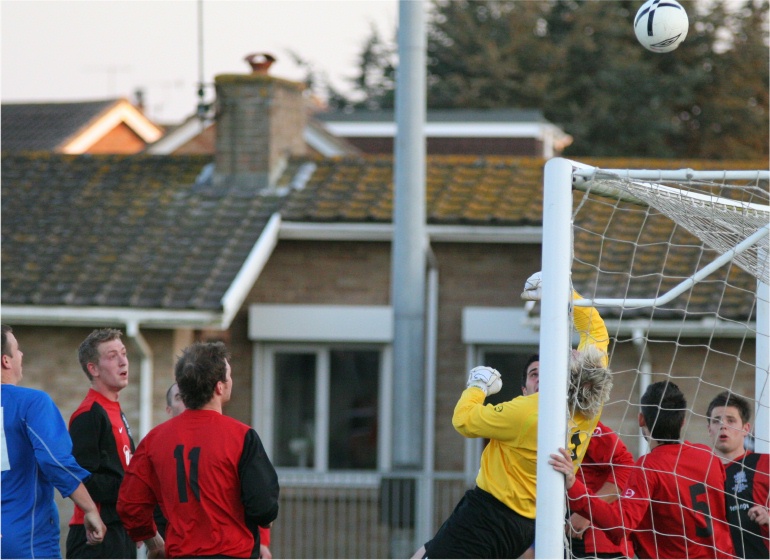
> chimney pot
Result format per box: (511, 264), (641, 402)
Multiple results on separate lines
(244, 52), (276, 75)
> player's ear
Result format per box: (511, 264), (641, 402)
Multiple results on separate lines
(637, 412), (645, 428)
(215, 379), (225, 395)
(87, 362), (99, 377)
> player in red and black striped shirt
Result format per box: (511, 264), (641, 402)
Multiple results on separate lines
(118, 342), (279, 559)
(67, 328), (137, 559)
(707, 391), (769, 559)
(551, 381), (735, 559)
(568, 420), (635, 559)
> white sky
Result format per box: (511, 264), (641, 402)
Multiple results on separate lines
(1, 0), (399, 123)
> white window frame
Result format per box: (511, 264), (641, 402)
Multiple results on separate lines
(461, 306), (543, 483)
(249, 304), (393, 480)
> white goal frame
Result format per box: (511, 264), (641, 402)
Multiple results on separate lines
(534, 157), (770, 560)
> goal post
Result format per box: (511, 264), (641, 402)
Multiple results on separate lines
(535, 157), (576, 560)
(535, 157), (770, 559)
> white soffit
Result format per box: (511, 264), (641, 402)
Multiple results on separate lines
(249, 304), (392, 342)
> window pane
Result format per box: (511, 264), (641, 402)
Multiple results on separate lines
(274, 352), (316, 468)
(328, 350), (379, 470)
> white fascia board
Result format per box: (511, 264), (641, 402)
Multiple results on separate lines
(304, 126), (349, 157)
(221, 213), (282, 328)
(249, 304), (392, 342)
(1, 305), (222, 329)
(279, 222), (542, 244)
(322, 121), (550, 139)
(145, 118), (214, 155)
(62, 101), (163, 153)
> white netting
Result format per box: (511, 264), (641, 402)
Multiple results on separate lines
(561, 164), (769, 559)
(574, 168), (769, 286)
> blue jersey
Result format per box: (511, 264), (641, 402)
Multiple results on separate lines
(1, 384), (91, 559)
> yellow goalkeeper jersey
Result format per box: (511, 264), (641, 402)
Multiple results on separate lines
(452, 291), (609, 519)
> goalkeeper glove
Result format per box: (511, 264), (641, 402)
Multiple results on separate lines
(467, 366), (502, 396)
(521, 271), (542, 301)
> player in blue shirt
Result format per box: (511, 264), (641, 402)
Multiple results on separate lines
(1, 324), (106, 558)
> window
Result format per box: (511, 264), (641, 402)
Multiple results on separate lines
(481, 350), (535, 405)
(270, 346), (381, 471)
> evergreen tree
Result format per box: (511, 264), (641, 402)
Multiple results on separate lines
(330, 0), (768, 160)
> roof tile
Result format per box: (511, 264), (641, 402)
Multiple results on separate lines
(2, 152), (765, 321)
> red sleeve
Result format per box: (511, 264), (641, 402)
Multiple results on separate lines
(567, 463), (651, 544)
(756, 454), (769, 541)
(580, 424), (635, 491)
(117, 440), (158, 542)
(259, 526), (271, 547)
(603, 431), (635, 489)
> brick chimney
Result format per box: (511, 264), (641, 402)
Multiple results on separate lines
(213, 53), (306, 188)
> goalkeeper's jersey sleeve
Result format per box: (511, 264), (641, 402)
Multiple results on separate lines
(453, 389), (599, 519)
(573, 289), (609, 364)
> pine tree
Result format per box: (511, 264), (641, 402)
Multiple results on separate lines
(328, 0), (768, 160)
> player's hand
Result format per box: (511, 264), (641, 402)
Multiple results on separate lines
(467, 366), (502, 396)
(748, 504), (769, 526)
(83, 510), (106, 545)
(521, 271), (542, 301)
(144, 532), (165, 559)
(260, 544), (273, 559)
(567, 513), (590, 539)
(549, 447), (576, 489)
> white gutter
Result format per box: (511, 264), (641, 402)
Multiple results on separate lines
(322, 121), (556, 138)
(125, 321), (154, 439)
(279, 222), (543, 244)
(524, 315), (757, 339)
(220, 213), (282, 328)
(0, 305), (222, 329)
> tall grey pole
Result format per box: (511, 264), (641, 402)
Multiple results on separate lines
(391, 0), (426, 471)
(390, 1), (426, 555)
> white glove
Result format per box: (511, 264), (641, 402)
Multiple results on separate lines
(467, 366), (502, 396)
(521, 271), (542, 301)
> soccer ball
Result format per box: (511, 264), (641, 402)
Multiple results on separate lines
(634, 0), (689, 53)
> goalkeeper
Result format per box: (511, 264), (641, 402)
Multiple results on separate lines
(412, 272), (612, 559)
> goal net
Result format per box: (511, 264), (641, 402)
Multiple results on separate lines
(535, 158), (769, 559)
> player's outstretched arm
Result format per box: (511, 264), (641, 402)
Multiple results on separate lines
(549, 448), (577, 489)
(520, 271), (608, 362)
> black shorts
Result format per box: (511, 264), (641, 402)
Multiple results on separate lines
(66, 522), (137, 559)
(423, 487), (535, 559)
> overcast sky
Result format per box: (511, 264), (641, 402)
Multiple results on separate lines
(1, 0), (399, 123)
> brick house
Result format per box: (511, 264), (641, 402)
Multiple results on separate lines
(2, 67), (765, 557)
(2, 98), (163, 154)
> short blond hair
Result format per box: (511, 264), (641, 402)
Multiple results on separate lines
(568, 345), (612, 418)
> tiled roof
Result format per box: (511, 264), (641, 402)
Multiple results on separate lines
(1, 153), (282, 310)
(1, 100), (118, 151)
(279, 155), (544, 225)
(1, 152), (765, 320)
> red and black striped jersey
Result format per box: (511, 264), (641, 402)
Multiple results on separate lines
(117, 409), (279, 559)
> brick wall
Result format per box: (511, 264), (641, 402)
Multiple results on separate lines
(86, 122), (147, 154)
